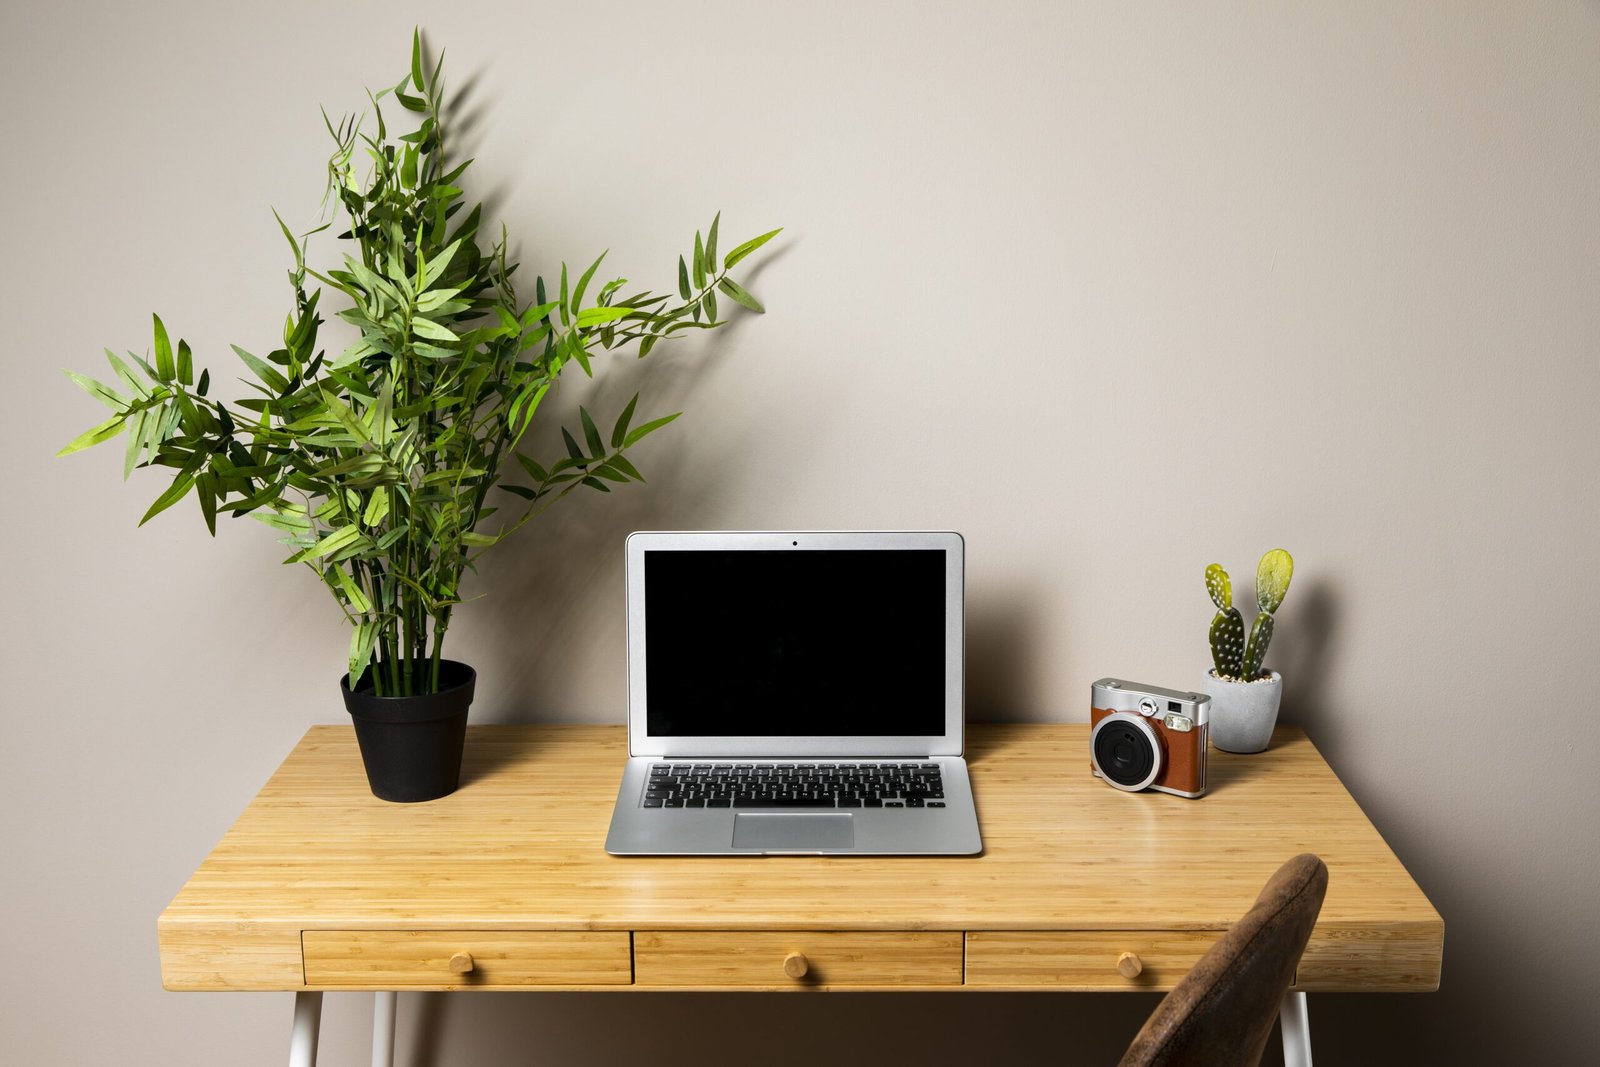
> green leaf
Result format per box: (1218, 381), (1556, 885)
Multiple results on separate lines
(105, 350), (150, 397)
(424, 288), (469, 317)
(421, 238), (464, 290)
(57, 415), (127, 455)
(522, 299), (562, 328)
(559, 262), (570, 325)
(579, 406), (604, 457)
(692, 230), (706, 289)
(569, 338), (592, 377)
(334, 564), (371, 613)
(509, 381), (551, 440)
(562, 426), (586, 463)
(610, 394), (639, 448)
(362, 487), (389, 526)
(273, 209), (303, 265)
(703, 288), (718, 323)
(138, 469), (197, 525)
(572, 250), (606, 313)
(576, 306), (632, 327)
(318, 388), (373, 444)
(622, 411), (681, 448)
(704, 212), (720, 273)
(176, 340), (193, 385)
(196, 469), (217, 535)
(514, 452), (548, 483)
(314, 453), (389, 479)
(606, 453), (644, 481)
(718, 276), (765, 313)
(723, 228), (782, 269)
(152, 315), (175, 382)
(678, 255), (691, 301)
(65, 371), (124, 410)
(410, 27), (425, 91)
(581, 476), (611, 492)
(286, 524), (362, 564)
(232, 345), (290, 392)
(123, 409), (148, 477)
(348, 618), (378, 685)
(411, 317), (460, 343)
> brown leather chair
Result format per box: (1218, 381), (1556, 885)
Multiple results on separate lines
(1119, 854), (1329, 1067)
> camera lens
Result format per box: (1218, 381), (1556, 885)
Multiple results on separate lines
(1092, 715), (1161, 791)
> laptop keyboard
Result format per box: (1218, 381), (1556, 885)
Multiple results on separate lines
(643, 762), (947, 809)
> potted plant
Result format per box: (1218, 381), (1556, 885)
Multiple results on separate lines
(1200, 549), (1294, 753)
(58, 33), (780, 802)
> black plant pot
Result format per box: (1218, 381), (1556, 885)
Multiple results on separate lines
(341, 660), (477, 803)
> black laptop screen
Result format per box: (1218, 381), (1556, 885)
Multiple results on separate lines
(644, 549), (947, 736)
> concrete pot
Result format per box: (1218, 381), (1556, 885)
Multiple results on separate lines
(1201, 670), (1283, 753)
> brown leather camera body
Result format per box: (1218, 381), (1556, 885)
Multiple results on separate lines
(1089, 702), (1208, 798)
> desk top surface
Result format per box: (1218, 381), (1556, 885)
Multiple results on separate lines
(161, 724), (1440, 935)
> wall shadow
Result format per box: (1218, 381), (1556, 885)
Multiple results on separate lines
(404, 992), (445, 1067)
(1270, 578), (1339, 741)
(399, 990), (1164, 1067)
(465, 323), (766, 722)
(965, 580), (1048, 724)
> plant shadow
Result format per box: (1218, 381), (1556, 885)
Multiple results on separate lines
(1270, 578), (1340, 742)
(1201, 732), (1291, 794)
(457, 728), (536, 789)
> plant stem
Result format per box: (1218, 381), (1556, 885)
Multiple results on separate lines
(429, 609), (449, 690)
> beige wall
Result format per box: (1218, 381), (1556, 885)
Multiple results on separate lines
(3, 1), (1597, 1063)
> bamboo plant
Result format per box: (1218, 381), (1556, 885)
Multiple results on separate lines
(59, 32), (779, 697)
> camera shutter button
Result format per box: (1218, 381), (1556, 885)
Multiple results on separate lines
(1117, 951), (1143, 979)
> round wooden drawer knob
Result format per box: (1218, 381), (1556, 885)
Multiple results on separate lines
(449, 952), (475, 975)
(783, 952), (809, 979)
(1117, 951), (1143, 979)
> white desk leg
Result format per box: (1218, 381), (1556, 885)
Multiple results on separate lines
(289, 991), (323, 1067)
(1280, 990), (1312, 1067)
(371, 990), (397, 1067)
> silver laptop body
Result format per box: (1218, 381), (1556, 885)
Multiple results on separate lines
(605, 531), (982, 855)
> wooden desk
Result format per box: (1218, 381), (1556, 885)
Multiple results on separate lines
(159, 725), (1441, 1063)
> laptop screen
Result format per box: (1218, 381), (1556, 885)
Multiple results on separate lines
(643, 549), (947, 737)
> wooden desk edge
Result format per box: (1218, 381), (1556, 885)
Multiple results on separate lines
(157, 917), (1442, 994)
(156, 723), (1444, 994)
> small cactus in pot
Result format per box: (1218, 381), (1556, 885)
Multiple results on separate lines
(1202, 549), (1294, 752)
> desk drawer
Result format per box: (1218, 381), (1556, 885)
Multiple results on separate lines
(634, 931), (963, 988)
(302, 931), (631, 989)
(965, 931), (1221, 990)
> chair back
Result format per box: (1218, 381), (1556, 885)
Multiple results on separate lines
(1118, 853), (1329, 1067)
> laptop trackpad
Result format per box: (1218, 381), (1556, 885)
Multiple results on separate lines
(733, 813), (854, 851)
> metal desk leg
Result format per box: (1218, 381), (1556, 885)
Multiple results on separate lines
(371, 990), (397, 1067)
(1280, 990), (1312, 1067)
(289, 991), (323, 1067)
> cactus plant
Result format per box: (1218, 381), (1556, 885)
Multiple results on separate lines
(1206, 550), (1294, 681)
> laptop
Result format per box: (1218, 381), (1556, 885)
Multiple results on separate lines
(605, 531), (983, 855)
